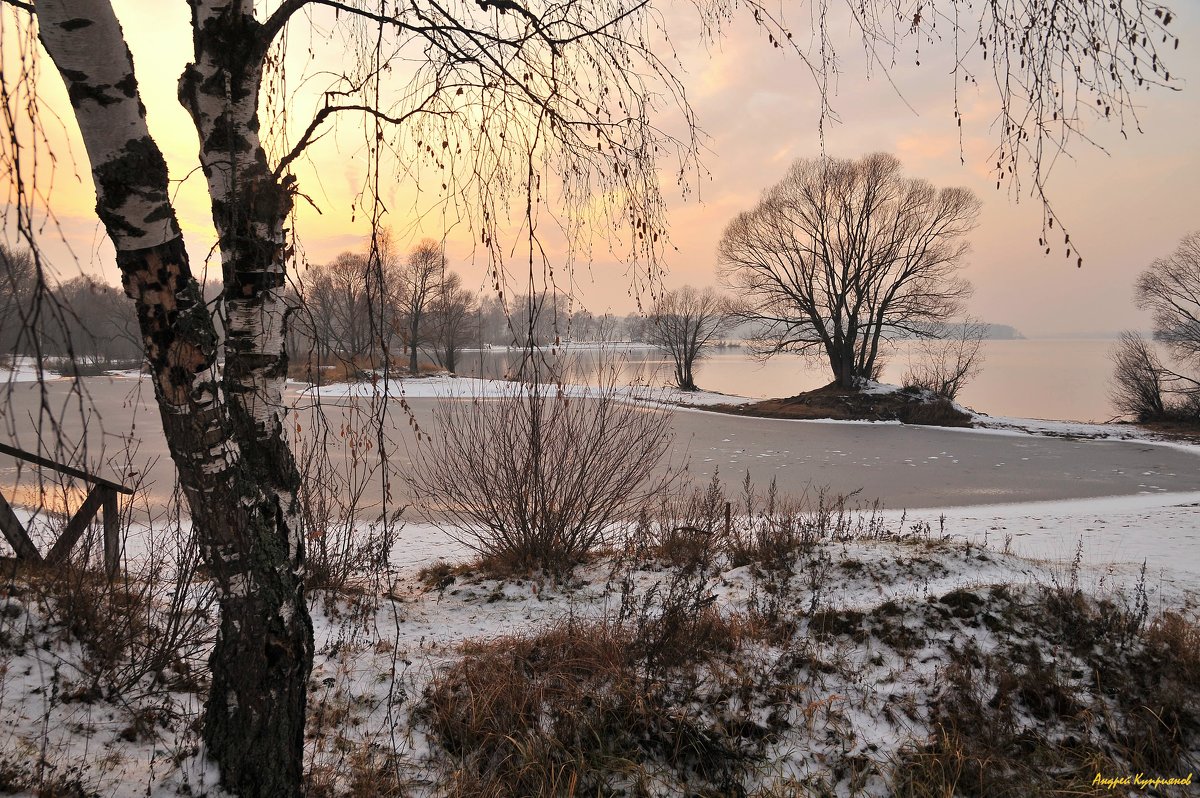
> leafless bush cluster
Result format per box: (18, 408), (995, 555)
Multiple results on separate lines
(1111, 334), (1200, 422)
(1111, 331), (1170, 421)
(0, 478), (216, 755)
(1112, 230), (1200, 423)
(408, 378), (677, 573)
(902, 319), (987, 401)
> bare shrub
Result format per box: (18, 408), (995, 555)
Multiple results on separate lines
(902, 318), (987, 400)
(294, 406), (402, 601)
(408, 378), (677, 573)
(1111, 331), (1168, 421)
(8, 463), (215, 702)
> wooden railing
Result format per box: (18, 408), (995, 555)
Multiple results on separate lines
(0, 441), (132, 580)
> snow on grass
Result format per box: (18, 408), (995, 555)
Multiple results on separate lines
(0, 499), (1196, 795)
(4, 374), (1198, 793)
(885, 491), (1200, 592)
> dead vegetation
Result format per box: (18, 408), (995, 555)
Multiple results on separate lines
(718, 383), (974, 427)
(408, 377), (678, 574)
(2, 469), (1197, 797)
(411, 475), (1200, 797)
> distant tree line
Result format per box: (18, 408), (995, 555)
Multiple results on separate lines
(1, 240), (662, 378)
(1, 245), (142, 371)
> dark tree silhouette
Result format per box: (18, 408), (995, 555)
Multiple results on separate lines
(398, 239), (445, 376)
(1136, 230), (1200, 363)
(1111, 230), (1200, 421)
(719, 154), (979, 389)
(647, 286), (733, 391)
(427, 271), (478, 374)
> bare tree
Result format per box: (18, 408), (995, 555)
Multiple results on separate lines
(426, 271), (478, 374)
(1, 0), (1180, 794)
(1136, 230), (1200, 364)
(1111, 231), (1200, 421)
(648, 286), (734, 391)
(44, 276), (142, 367)
(902, 318), (987, 401)
(0, 245), (36, 358)
(398, 238), (444, 375)
(299, 252), (375, 362)
(719, 154), (980, 389)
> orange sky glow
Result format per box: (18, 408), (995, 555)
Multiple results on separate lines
(3, 1), (1198, 337)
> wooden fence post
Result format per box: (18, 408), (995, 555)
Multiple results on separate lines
(0, 442), (132, 580)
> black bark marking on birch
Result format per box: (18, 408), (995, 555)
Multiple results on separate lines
(203, 113), (253, 154)
(92, 136), (178, 243)
(194, 10), (265, 104)
(58, 18), (95, 31)
(114, 73), (138, 99)
(58, 67), (89, 83)
(67, 81), (122, 109)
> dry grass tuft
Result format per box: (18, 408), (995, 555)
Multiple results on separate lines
(892, 588), (1200, 798)
(421, 613), (767, 797)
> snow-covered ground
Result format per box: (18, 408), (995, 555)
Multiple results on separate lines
(2, 373), (1198, 795)
(305, 373), (1199, 441)
(0, 358), (48, 383)
(303, 373), (749, 408)
(1, 509), (1193, 796)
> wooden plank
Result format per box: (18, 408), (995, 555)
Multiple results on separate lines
(102, 489), (121, 582)
(46, 486), (105, 565)
(0, 491), (42, 562)
(0, 441), (133, 495)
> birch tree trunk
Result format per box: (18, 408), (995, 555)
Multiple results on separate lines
(36, 2), (312, 795)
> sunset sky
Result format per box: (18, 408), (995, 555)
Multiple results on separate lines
(5, 1), (1198, 337)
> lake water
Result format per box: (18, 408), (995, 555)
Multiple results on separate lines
(456, 339), (1124, 423)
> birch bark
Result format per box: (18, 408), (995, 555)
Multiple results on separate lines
(35, 2), (312, 795)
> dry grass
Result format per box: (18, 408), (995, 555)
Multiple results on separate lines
(892, 588), (1200, 798)
(420, 610), (769, 797)
(720, 384), (973, 427)
(288, 354), (442, 384)
(0, 754), (93, 798)
(896, 397), (972, 426)
(306, 744), (408, 798)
